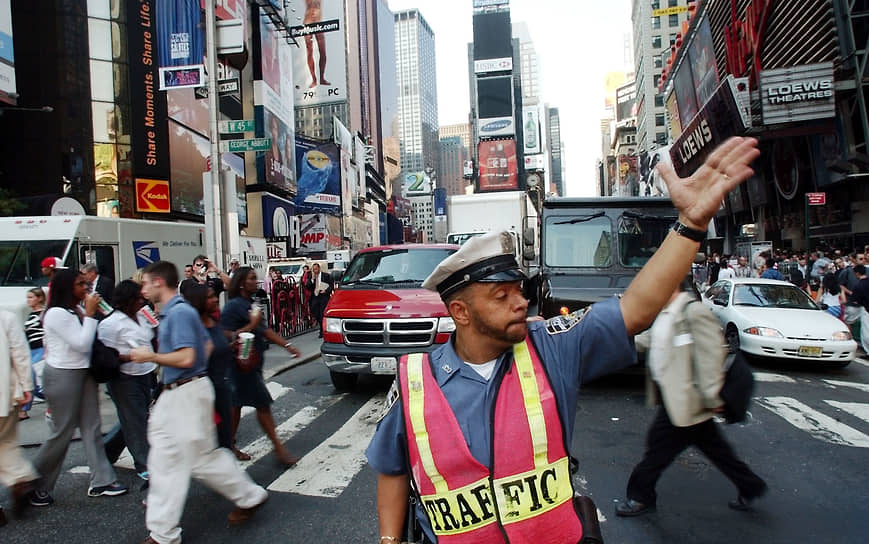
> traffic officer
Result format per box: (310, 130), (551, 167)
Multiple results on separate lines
(366, 136), (760, 544)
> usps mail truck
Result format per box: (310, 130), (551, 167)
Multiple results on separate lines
(0, 216), (204, 320)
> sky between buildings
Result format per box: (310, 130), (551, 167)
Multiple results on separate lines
(387, 0), (633, 197)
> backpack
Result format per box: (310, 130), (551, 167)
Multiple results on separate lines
(90, 337), (121, 383)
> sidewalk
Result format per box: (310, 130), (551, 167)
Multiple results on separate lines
(17, 329), (323, 448)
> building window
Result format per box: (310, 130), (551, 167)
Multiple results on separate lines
(654, 54), (662, 69)
(668, 0), (678, 6)
(654, 94), (664, 107)
(652, 35), (662, 49)
(655, 113), (665, 126)
(669, 14), (679, 27)
(670, 33), (678, 45)
(654, 74), (661, 87)
(656, 132), (668, 145)
(652, 1), (660, 9)
(652, 17), (661, 30)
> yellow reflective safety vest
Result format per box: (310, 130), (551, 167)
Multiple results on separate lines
(399, 338), (584, 543)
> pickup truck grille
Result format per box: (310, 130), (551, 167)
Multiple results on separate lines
(342, 318), (438, 347)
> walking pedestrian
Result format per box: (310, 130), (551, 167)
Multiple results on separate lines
(733, 256), (751, 278)
(220, 267), (301, 465)
(0, 310), (40, 525)
(305, 262), (332, 337)
(717, 255), (735, 280)
(131, 261), (268, 544)
(19, 288), (47, 420)
(97, 280), (157, 483)
(29, 269), (128, 507)
(181, 283), (234, 450)
(365, 127), (761, 544)
(615, 279), (767, 517)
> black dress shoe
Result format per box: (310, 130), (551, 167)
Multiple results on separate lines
(616, 499), (656, 517)
(728, 495), (754, 511)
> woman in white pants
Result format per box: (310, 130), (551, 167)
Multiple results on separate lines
(28, 269), (128, 506)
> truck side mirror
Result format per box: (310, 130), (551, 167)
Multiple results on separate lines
(523, 227), (535, 244)
(523, 246), (536, 261)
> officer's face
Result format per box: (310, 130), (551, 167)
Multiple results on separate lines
(465, 281), (529, 345)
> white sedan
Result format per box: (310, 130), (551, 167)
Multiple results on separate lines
(701, 278), (856, 367)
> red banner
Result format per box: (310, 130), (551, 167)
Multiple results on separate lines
(478, 139), (518, 191)
(136, 179), (171, 213)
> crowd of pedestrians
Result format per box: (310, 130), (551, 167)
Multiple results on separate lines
(0, 254), (313, 541)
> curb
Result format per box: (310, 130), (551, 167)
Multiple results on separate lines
(263, 351), (320, 381)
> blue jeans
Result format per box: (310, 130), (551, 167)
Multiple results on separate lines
(20, 347), (45, 412)
(106, 372), (154, 473)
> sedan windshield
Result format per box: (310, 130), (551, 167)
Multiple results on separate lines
(341, 248), (456, 286)
(732, 284), (818, 310)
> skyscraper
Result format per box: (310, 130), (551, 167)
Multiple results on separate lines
(394, 9), (439, 187)
(546, 105), (563, 196)
(513, 22), (540, 106)
(631, 0), (691, 152)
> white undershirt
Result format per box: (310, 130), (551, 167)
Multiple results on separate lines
(466, 358), (497, 380)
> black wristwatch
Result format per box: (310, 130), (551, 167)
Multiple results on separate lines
(672, 221), (706, 242)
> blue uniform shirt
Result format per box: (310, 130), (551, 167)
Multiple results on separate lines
(158, 295), (210, 385)
(366, 297), (635, 540)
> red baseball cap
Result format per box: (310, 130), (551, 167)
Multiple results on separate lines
(41, 257), (67, 269)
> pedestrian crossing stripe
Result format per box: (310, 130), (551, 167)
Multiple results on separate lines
(267, 396), (385, 497)
(824, 401), (869, 425)
(822, 379), (869, 394)
(756, 396), (869, 448)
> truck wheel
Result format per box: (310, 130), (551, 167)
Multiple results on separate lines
(330, 371), (358, 391)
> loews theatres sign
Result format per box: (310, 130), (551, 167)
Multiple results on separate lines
(760, 62), (835, 124)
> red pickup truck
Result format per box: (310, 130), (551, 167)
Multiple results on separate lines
(320, 243), (459, 390)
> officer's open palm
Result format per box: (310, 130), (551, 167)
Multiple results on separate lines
(658, 137), (759, 230)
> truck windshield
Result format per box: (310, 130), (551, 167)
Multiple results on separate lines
(272, 264), (304, 277)
(544, 216), (613, 267)
(446, 232), (483, 245)
(618, 213), (675, 268)
(342, 248), (456, 286)
(0, 240), (71, 286)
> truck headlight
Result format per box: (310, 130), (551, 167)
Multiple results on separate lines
(831, 331), (852, 341)
(743, 326), (783, 337)
(325, 317), (342, 333)
(437, 317), (456, 333)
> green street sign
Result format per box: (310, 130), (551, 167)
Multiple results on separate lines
(218, 119), (256, 133)
(219, 137), (271, 152)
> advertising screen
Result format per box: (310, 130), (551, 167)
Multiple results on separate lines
(294, 136), (341, 214)
(616, 82), (637, 123)
(688, 19), (719, 108)
(0, 0), (16, 99)
(478, 76), (513, 118)
(298, 213), (342, 254)
(285, 0), (347, 106)
(673, 62), (698, 128)
(257, 106), (297, 193)
(168, 120), (209, 215)
(522, 107), (541, 154)
(262, 193), (295, 237)
(433, 188), (447, 217)
(666, 91), (682, 138)
(403, 172), (432, 195)
(156, 0), (204, 89)
(473, 11), (512, 60)
(478, 139), (518, 191)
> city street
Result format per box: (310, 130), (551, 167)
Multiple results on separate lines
(3, 346), (869, 543)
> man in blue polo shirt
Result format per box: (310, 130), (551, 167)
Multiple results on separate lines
(131, 261), (267, 544)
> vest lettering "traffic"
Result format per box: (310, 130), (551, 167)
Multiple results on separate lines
(400, 339), (584, 543)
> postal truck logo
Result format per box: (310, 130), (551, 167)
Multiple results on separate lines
(481, 119), (511, 133)
(133, 241), (161, 269)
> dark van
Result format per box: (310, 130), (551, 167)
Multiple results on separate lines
(537, 197), (677, 319)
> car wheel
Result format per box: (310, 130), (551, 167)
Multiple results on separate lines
(330, 370), (358, 391)
(725, 324), (740, 354)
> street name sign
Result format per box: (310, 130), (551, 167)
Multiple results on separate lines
(218, 119), (255, 133)
(219, 137), (270, 152)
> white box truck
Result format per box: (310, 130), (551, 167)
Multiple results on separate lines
(446, 191), (539, 299)
(0, 216), (204, 320)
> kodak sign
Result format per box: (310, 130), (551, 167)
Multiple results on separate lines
(135, 178), (171, 213)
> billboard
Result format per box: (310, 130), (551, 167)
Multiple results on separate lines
(255, 12), (297, 193)
(473, 11), (512, 60)
(523, 107), (541, 154)
(294, 136), (341, 214)
(433, 188), (447, 217)
(262, 193), (295, 237)
(688, 19), (719, 108)
(0, 0), (16, 101)
(615, 82), (637, 124)
(156, 0), (205, 90)
(760, 62), (835, 125)
(673, 60), (698, 128)
(403, 172), (433, 196)
(333, 117), (355, 216)
(666, 91), (682, 138)
(478, 76), (513, 118)
(298, 213), (342, 254)
(478, 139), (518, 191)
(286, 0), (346, 106)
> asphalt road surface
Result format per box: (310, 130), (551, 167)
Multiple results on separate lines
(3, 355), (869, 543)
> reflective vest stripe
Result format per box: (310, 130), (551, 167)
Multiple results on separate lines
(513, 341), (549, 469)
(406, 353), (449, 495)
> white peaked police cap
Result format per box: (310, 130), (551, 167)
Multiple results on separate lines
(422, 230), (526, 299)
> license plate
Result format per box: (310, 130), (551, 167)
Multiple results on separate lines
(371, 357), (398, 374)
(798, 346), (822, 357)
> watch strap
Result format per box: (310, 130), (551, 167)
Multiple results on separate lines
(672, 221), (706, 242)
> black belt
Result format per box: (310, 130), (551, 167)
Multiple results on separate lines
(162, 374), (207, 391)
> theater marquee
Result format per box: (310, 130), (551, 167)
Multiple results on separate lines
(760, 62), (835, 125)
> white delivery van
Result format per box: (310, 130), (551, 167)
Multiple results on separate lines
(0, 216), (204, 320)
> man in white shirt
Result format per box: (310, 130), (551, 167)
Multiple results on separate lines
(734, 256), (751, 278)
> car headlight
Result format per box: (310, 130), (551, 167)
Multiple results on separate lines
(325, 317), (342, 333)
(437, 317), (456, 333)
(831, 331), (852, 341)
(743, 326), (783, 337)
